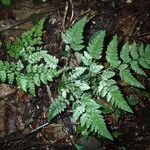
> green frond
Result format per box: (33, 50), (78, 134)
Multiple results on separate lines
(0, 71), (6, 82)
(120, 42), (131, 63)
(101, 70), (115, 80)
(98, 80), (106, 93)
(81, 52), (92, 66)
(138, 57), (150, 69)
(7, 19), (45, 59)
(27, 80), (36, 96)
(75, 80), (90, 91)
(144, 44), (150, 65)
(7, 73), (15, 84)
(1, 16), (150, 141)
(130, 42), (139, 60)
(73, 94), (113, 140)
(89, 63), (103, 74)
(0, 60), (24, 84)
(27, 64), (58, 86)
(110, 90), (132, 113)
(119, 69), (145, 89)
(138, 43), (144, 56)
(72, 100), (85, 121)
(80, 112), (113, 140)
(87, 30), (105, 59)
(48, 96), (70, 121)
(106, 35), (121, 68)
(16, 74), (28, 92)
(43, 53), (58, 69)
(22, 19), (44, 46)
(24, 51), (47, 64)
(130, 60), (147, 76)
(71, 67), (86, 79)
(97, 78), (132, 112)
(61, 16), (87, 51)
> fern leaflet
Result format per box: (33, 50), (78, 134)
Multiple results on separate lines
(48, 96), (70, 121)
(106, 35), (121, 68)
(61, 17), (87, 51)
(120, 42), (131, 63)
(87, 30), (105, 59)
(119, 69), (144, 89)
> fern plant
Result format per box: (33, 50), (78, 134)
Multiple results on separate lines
(48, 17), (150, 140)
(0, 19), (59, 96)
(0, 16), (149, 140)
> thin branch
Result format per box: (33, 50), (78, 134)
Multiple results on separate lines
(69, 0), (74, 22)
(62, 1), (69, 31)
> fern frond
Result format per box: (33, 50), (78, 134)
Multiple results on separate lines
(71, 67), (86, 79)
(27, 64), (58, 84)
(16, 74), (28, 92)
(7, 19), (45, 59)
(101, 70), (115, 80)
(87, 30), (105, 59)
(80, 112), (112, 140)
(72, 100), (85, 121)
(97, 78), (132, 112)
(106, 35), (121, 68)
(81, 52), (92, 66)
(138, 43), (144, 56)
(89, 63), (103, 74)
(119, 69), (144, 88)
(24, 51), (47, 64)
(110, 90), (133, 113)
(144, 44), (150, 65)
(75, 80), (90, 91)
(72, 94), (113, 140)
(120, 42), (131, 63)
(22, 19), (44, 46)
(48, 96), (70, 121)
(0, 60), (24, 84)
(130, 60), (146, 76)
(27, 80), (36, 96)
(130, 42), (139, 60)
(61, 17), (87, 51)
(138, 57), (150, 69)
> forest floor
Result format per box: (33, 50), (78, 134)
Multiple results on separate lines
(0, 0), (150, 149)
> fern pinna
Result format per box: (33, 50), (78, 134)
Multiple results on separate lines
(0, 19), (59, 96)
(48, 17), (150, 140)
